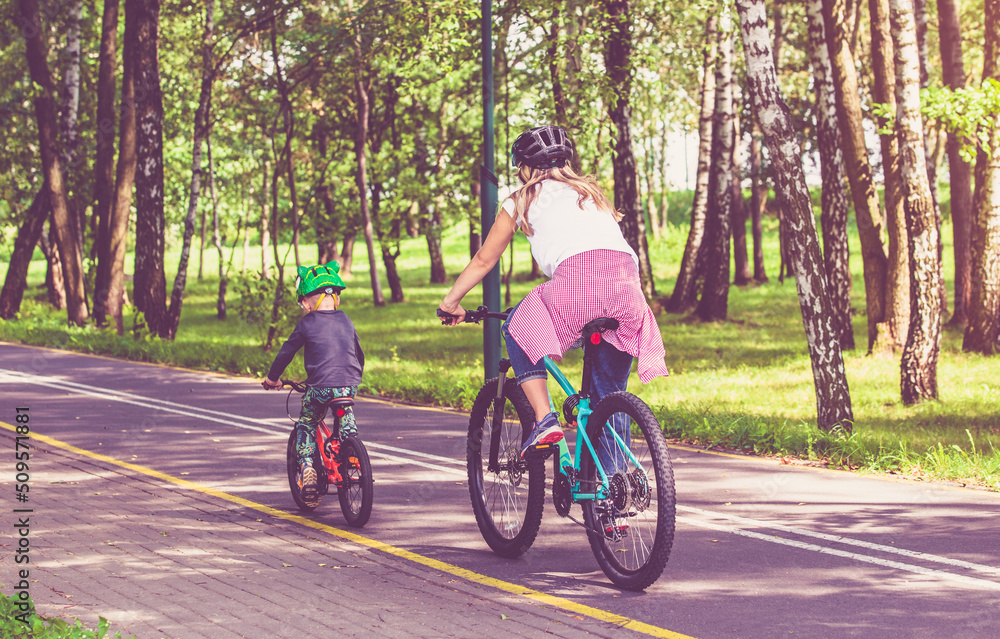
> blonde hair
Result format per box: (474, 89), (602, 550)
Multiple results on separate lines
(506, 164), (620, 236)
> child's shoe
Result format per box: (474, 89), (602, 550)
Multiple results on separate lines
(298, 462), (320, 507)
(520, 412), (564, 457)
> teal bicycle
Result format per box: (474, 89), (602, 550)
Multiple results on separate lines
(439, 306), (675, 591)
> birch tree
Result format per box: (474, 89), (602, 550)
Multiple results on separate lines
(822, 0), (889, 353)
(890, 0), (943, 403)
(939, 0), (975, 327)
(963, 0), (1000, 353)
(132, 0), (168, 336)
(806, 0), (854, 349)
(165, 0), (216, 339)
(736, 0), (854, 431)
(871, 0), (911, 350)
(668, 13), (717, 313)
(93, 0), (120, 325)
(602, 0), (656, 302)
(18, 0), (89, 325)
(104, 0), (138, 333)
(695, 11), (734, 323)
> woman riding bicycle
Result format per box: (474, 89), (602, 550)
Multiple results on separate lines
(439, 125), (669, 460)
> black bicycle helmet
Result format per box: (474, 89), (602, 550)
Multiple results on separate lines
(510, 125), (574, 169)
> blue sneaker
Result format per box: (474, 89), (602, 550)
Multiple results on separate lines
(520, 412), (564, 457)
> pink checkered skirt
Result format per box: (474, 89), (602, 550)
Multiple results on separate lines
(506, 249), (669, 384)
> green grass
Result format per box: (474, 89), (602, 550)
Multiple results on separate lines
(0, 591), (137, 638)
(2, 200), (999, 491)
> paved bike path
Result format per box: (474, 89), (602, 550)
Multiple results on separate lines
(2, 342), (999, 638)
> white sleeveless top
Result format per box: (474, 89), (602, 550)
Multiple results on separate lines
(502, 180), (638, 278)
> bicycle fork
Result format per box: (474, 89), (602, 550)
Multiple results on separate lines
(487, 360), (512, 474)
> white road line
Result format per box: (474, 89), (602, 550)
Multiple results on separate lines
(679, 505), (1000, 579)
(676, 515), (1000, 591)
(2, 369), (468, 469)
(5, 367), (999, 590)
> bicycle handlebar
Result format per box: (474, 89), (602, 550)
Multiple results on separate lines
(436, 305), (512, 324)
(261, 378), (307, 392)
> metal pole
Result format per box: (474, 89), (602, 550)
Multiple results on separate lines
(481, 0), (500, 379)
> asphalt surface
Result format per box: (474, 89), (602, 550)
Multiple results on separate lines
(1, 341), (998, 638)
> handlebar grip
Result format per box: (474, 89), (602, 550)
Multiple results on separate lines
(436, 308), (459, 323)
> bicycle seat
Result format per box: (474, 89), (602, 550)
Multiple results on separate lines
(580, 317), (619, 340)
(322, 397), (355, 409)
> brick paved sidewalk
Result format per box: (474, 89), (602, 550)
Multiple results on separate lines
(1, 436), (626, 638)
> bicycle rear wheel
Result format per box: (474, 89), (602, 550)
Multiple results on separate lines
(467, 377), (545, 558)
(581, 391), (675, 591)
(337, 436), (373, 528)
(286, 428), (322, 512)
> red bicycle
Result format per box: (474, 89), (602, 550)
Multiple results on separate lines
(275, 380), (373, 527)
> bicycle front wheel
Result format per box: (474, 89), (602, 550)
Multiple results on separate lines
(467, 377), (545, 558)
(581, 391), (676, 591)
(337, 436), (373, 528)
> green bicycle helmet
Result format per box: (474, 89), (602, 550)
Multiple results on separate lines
(296, 261), (346, 301)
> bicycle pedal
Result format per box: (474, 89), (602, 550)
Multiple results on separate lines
(527, 443), (557, 457)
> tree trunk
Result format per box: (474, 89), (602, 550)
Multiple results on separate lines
(737, 0), (854, 431)
(270, 19), (302, 270)
(208, 138), (226, 319)
(260, 154), (271, 278)
(603, 0), (655, 302)
(822, 0), (889, 353)
(356, 79), (383, 306)
(346, 0), (383, 306)
(731, 85), (752, 287)
(198, 198), (207, 280)
(105, 0), (138, 333)
(0, 190), (49, 318)
(749, 120), (768, 283)
(807, 0), (855, 350)
(696, 15), (734, 323)
(60, 0), (84, 253)
(92, 0), (120, 325)
(939, 0), (975, 327)
(871, 0), (910, 351)
(42, 223), (66, 310)
(341, 233), (356, 276)
(19, 0), (89, 325)
(166, 0), (214, 339)
(425, 205), (447, 284)
(132, 0), (168, 336)
(962, 0), (1000, 353)
(668, 13), (717, 312)
(913, 0), (943, 228)
(545, 5), (568, 129)
(890, 0), (943, 403)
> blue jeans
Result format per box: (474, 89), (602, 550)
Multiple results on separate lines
(502, 304), (633, 473)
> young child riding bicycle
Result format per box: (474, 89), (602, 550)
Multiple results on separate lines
(263, 261), (365, 508)
(439, 125), (668, 459)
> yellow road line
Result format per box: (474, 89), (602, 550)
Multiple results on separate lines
(1, 421), (693, 639)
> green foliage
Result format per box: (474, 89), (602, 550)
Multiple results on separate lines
(231, 273), (299, 347)
(0, 590), (135, 639)
(920, 79), (1000, 162)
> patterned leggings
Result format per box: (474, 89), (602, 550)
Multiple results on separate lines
(295, 386), (358, 464)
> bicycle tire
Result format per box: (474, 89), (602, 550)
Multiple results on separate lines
(580, 391), (675, 591)
(287, 428), (322, 512)
(337, 436), (374, 528)
(467, 377), (545, 558)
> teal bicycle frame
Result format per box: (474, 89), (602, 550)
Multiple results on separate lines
(540, 356), (644, 503)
